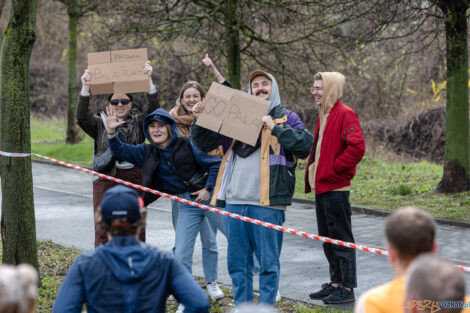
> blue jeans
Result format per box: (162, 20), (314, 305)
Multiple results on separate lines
(172, 192), (226, 283)
(224, 204), (285, 306)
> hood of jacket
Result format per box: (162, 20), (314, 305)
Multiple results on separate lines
(318, 72), (345, 116)
(248, 72), (281, 114)
(96, 236), (157, 284)
(143, 108), (179, 149)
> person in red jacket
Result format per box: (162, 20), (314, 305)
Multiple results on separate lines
(304, 72), (365, 304)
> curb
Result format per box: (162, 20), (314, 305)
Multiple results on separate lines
(292, 197), (470, 229)
(32, 158), (92, 170)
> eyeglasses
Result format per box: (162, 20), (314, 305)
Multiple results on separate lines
(110, 99), (131, 106)
(310, 86), (322, 94)
(183, 94), (201, 100)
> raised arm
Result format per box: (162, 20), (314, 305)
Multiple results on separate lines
(104, 105), (146, 167)
(142, 60), (160, 115)
(202, 54), (226, 83)
(76, 69), (100, 139)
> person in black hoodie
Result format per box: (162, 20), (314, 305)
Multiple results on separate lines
(53, 185), (209, 313)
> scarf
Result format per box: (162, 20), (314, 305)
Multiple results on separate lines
(169, 106), (193, 137)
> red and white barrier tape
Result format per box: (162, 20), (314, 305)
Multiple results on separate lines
(0, 151), (31, 157)
(1, 150), (469, 272)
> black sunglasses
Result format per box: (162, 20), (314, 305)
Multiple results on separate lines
(110, 99), (131, 106)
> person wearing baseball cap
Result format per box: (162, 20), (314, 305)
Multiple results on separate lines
(191, 70), (313, 307)
(53, 185), (209, 313)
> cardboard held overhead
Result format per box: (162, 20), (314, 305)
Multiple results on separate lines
(87, 48), (149, 95)
(196, 82), (270, 146)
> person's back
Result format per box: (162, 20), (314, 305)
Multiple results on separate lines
(405, 254), (466, 313)
(55, 236), (207, 313)
(53, 185), (209, 313)
(355, 207), (437, 313)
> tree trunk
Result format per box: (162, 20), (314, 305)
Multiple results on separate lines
(65, 4), (79, 144)
(225, 0), (241, 89)
(436, 0), (470, 193)
(0, 0), (39, 269)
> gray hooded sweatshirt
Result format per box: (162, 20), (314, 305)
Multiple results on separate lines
(225, 73), (285, 210)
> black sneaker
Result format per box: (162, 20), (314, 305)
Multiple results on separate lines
(309, 283), (336, 300)
(322, 286), (355, 304)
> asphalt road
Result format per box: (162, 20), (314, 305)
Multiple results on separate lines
(1, 161), (470, 310)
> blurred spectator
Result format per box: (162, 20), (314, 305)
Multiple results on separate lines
(405, 254), (466, 313)
(355, 207), (437, 313)
(0, 264), (38, 313)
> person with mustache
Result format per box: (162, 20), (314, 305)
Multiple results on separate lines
(191, 70), (313, 307)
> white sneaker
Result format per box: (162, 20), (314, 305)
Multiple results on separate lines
(207, 282), (224, 300)
(275, 290), (281, 302)
(176, 304), (184, 313)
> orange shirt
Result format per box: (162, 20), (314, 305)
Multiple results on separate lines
(355, 277), (470, 313)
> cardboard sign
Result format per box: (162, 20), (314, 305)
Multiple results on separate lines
(87, 48), (149, 95)
(196, 82), (269, 146)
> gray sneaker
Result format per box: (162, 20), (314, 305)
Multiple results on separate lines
(309, 283), (336, 300)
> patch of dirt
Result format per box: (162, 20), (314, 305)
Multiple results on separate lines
(363, 107), (446, 164)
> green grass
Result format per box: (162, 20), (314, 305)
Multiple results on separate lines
(31, 118), (470, 222)
(295, 157), (470, 221)
(31, 118), (93, 166)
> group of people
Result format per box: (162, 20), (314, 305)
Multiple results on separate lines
(3, 53), (463, 313)
(57, 53), (381, 310)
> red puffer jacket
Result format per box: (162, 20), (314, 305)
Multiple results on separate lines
(304, 101), (365, 194)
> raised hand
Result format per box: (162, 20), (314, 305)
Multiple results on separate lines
(192, 100), (205, 118)
(201, 53), (225, 82)
(143, 60), (153, 77)
(102, 105), (126, 135)
(81, 69), (91, 86)
(201, 54), (214, 69)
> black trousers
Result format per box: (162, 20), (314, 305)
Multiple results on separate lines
(315, 191), (357, 288)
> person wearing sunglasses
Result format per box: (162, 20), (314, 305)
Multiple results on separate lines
(76, 60), (159, 247)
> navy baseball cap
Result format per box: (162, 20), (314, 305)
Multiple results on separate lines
(101, 185), (143, 226)
(148, 115), (170, 125)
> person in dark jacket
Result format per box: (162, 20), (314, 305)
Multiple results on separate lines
(191, 70), (313, 307)
(77, 62), (159, 247)
(305, 72), (365, 304)
(53, 185), (209, 313)
(104, 108), (221, 311)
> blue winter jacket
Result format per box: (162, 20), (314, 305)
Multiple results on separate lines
(108, 108), (221, 196)
(53, 236), (209, 313)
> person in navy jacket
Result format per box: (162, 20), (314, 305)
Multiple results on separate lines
(53, 185), (209, 313)
(104, 107), (222, 307)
